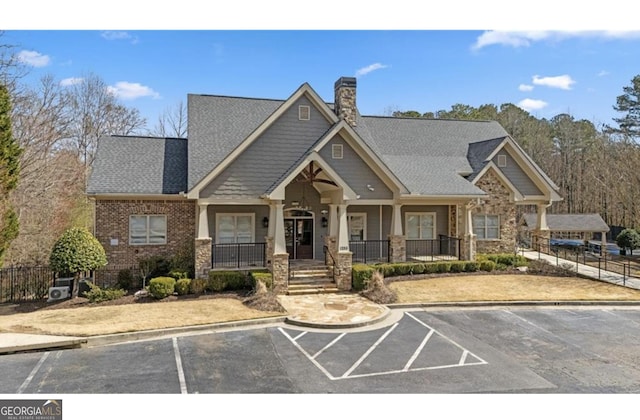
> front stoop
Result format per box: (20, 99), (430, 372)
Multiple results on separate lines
(288, 265), (339, 295)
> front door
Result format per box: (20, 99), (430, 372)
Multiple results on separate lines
(285, 218), (314, 259)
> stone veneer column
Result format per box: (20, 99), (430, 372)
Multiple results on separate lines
(271, 253), (289, 294)
(265, 236), (274, 268)
(335, 251), (353, 291)
(389, 235), (406, 263)
(194, 238), (212, 279)
(461, 234), (476, 261)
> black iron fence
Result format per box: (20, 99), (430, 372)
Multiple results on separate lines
(406, 235), (461, 261)
(212, 242), (266, 269)
(350, 240), (390, 263)
(0, 266), (54, 303)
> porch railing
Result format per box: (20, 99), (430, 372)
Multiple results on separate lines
(212, 242), (267, 269)
(350, 240), (390, 263)
(406, 235), (461, 261)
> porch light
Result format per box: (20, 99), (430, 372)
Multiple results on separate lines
(262, 216), (269, 228)
(322, 217), (328, 228)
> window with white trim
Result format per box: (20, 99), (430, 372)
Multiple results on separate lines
(216, 214), (255, 244)
(129, 215), (167, 245)
(298, 105), (310, 120)
(473, 214), (500, 240)
(332, 144), (343, 159)
(405, 212), (436, 240)
(348, 213), (367, 241)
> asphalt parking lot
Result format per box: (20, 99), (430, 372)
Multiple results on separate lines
(3, 306), (640, 394)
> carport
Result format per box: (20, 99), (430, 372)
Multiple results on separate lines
(519, 213), (610, 254)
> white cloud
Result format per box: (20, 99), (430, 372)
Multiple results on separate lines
(519, 84), (534, 92)
(355, 63), (388, 77)
(107, 82), (160, 100)
(60, 77), (83, 86)
(518, 98), (548, 112)
(598, 70), (610, 77)
(532, 74), (575, 90)
(101, 31), (139, 44)
(17, 50), (50, 67)
(472, 30), (640, 50)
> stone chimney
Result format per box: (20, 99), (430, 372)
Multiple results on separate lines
(334, 77), (357, 127)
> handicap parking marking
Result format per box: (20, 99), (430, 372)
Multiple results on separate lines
(279, 312), (487, 381)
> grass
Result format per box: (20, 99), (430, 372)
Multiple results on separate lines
(2, 273), (640, 337)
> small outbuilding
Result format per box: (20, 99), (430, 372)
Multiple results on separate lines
(519, 213), (610, 253)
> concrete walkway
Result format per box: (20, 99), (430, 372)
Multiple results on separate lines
(521, 250), (640, 290)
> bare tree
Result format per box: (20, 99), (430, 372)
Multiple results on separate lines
(149, 100), (187, 138)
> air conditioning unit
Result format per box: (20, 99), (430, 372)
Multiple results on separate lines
(48, 286), (70, 302)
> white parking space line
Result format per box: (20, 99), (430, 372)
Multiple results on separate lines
(312, 333), (346, 359)
(17, 351), (49, 394)
(403, 328), (435, 372)
(173, 337), (188, 394)
(281, 312), (489, 381)
(341, 323), (399, 378)
(293, 331), (307, 341)
(279, 327), (336, 380)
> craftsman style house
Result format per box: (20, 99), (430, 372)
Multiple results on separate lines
(87, 77), (562, 291)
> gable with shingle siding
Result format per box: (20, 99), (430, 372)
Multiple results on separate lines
(198, 96), (333, 198)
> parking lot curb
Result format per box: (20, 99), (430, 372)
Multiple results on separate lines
(387, 300), (640, 309)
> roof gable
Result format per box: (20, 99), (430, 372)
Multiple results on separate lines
(522, 213), (609, 232)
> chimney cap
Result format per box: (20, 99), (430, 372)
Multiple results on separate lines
(334, 77), (357, 89)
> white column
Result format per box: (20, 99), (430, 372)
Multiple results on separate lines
(601, 231), (608, 256)
(329, 204), (338, 237)
(273, 202), (287, 254)
(537, 203), (549, 231)
(268, 203), (276, 237)
(465, 203), (474, 235)
(391, 204), (403, 236)
(197, 204), (210, 239)
(337, 204), (350, 253)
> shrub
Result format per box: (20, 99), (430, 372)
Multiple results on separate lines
(249, 271), (273, 290)
(412, 263), (426, 274)
(168, 270), (189, 280)
(464, 261), (479, 272)
(360, 271), (397, 304)
(449, 261), (466, 273)
(394, 264), (413, 276)
(375, 264), (395, 278)
(175, 278), (191, 295)
(352, 264), (375, 291)
(189, 278), (207, 295)
(435, 261), (451, 273)
(83, 281), (126, 303)
(207, 271), (248, 292)
(479, 253), (528, 267)
(138, 256), (171, 285)
(148, 276), (176, 299)
(616, 228), (640, 255)
(117, 269), (134, 290)
(479, 260), (496, 272)
(423, 263), (440, 274)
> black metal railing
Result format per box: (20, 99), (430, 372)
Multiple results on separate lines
(0, 266), (54, 303)
(527, 235), (639, 285)
(406, 235), (461, 261)
(212, 242), (267, 269)
(350, 240), (390, 263)
(323, 245), (337, 283)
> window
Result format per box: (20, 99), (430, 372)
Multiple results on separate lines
(216, 214), (254, 244)
(129, 215), (167, 245)
(405, 212), (435, 240)
(497, 154), (507, 168)
(348, 213), (367, 241)
(473, 214), (500, 239)
(332, 144), (343, 159)
(298, 105), (310, 120)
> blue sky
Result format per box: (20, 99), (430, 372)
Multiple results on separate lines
(3, 2), (640, 131)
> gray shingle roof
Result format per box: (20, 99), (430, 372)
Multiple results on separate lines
(522, 213), (609, 232)
(87, 136), (187, 195)
(356, 117), (511, 196)
(187, 94), (284, 190)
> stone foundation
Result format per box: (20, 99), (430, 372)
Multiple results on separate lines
(335, 252), (353, 291)
(272, 253), (289, 294)
(195, 238), (212, 279)
(461, 233), (477, 261)
(389, 235), (406, 263)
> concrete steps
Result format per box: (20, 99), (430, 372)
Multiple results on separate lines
(288, 265), (338, 295)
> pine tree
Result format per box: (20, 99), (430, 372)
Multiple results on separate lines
(0, 83), (22, 266)
(612, 74), (640, 141)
